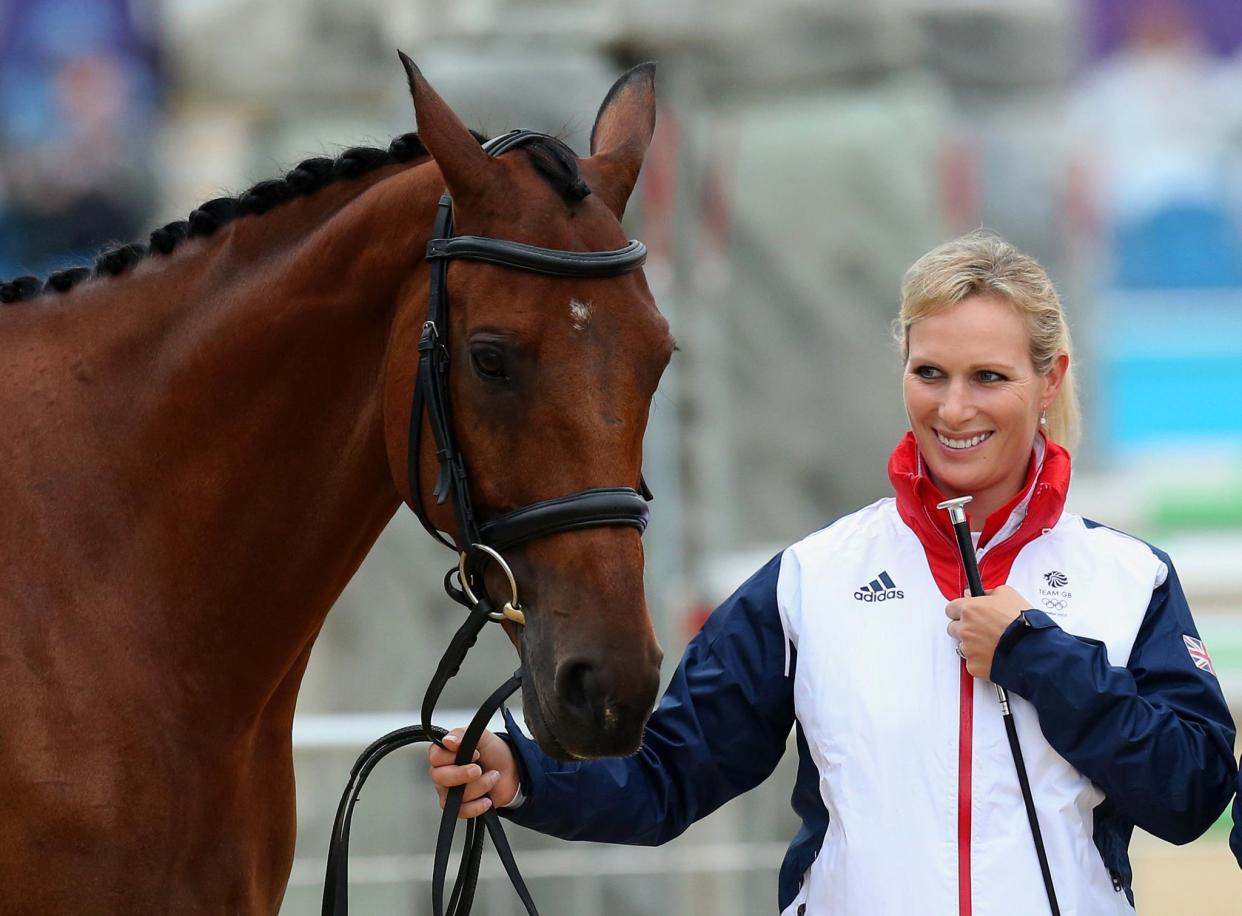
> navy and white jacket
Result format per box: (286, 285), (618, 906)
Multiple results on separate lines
(500, 434), (1237, 915)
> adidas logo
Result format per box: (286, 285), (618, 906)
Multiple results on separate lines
(854, 570), (904, 602)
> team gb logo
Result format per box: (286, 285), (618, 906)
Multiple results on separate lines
(1039, 570), (1072, 615)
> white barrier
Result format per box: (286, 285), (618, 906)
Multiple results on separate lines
(292, 709), (509, 750)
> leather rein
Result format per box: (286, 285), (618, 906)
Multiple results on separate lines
(322, 130), (652, 916)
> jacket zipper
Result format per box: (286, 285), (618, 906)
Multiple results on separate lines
(924, 508), (974, 916)
(958, 659), (973, 916)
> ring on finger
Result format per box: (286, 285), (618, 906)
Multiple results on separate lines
(955, 642), (966, 659)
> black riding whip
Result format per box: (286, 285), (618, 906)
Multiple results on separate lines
(938, 495), (1060, 916)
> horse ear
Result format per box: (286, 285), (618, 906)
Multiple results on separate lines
(399, 51), (492, 200)
(586, 62), (657, 219)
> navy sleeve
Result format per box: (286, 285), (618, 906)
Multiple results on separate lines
(1232, 767), (1242, 868)
(990, 554), (1238, 845)
(497, 553), (794, 845)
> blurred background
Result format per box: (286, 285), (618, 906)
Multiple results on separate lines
(3, 0), (1241, 912)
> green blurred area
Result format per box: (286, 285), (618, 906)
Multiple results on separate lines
(1151, 481), (1242, 534)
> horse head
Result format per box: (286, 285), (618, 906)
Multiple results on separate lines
(383, 58), (673, 760)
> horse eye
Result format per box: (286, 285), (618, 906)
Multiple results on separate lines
(470, 345), (508, 380)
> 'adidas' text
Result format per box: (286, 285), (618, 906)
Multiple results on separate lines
(854, 588), (905, 602)
(854, 570), (904, 602)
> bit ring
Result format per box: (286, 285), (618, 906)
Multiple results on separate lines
(458, 544), (526, 625)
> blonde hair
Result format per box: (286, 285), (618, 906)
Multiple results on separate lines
(895, 230), (1080, 452)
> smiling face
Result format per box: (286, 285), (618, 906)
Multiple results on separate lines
(902, 293), (1067, 525)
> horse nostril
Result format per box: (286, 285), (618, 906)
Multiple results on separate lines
(555, 660), (610, 725)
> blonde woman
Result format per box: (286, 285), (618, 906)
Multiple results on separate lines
(430, 231), (1236, 915)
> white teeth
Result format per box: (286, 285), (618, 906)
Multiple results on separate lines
(937, 431), (990, 450)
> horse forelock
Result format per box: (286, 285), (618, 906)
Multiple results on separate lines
(519, 136), (592, 203)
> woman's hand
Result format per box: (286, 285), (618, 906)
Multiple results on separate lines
(428, 729), (521, 818)
(945, 585), (1028, 680)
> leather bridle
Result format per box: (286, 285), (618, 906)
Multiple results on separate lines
(323, 130), (655, 916)
(409, 128), (652, 613)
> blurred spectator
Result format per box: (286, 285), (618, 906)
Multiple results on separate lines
(1067, 0), (1242, 289)
(0, 0), (162, 277)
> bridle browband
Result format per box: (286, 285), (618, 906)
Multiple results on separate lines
(324, 130), (655, 916)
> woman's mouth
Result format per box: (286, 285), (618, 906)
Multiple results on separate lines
(936, 429), (993, 451)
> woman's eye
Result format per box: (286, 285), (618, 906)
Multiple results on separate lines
(914, 365), (941, 380)
(977, 370), (1006, 383)
(470, 347), (508, 380)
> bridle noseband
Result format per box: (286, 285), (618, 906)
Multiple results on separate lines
(325, 130), (657, 916)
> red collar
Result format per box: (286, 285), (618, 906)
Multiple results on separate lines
(886, 432), (1072, 600)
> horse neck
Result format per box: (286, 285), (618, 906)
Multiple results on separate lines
(20, 162), (440, 721)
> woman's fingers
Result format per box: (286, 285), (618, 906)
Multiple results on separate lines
(430, 769), (503, 816)
(429, 761), (500, 793)
(429, 761), (481, 788)
(428, 744), (480, 768)
(428, 756), (504, 816)
(455, 796), (493, 818)
(458, 771), (502, 804)
(428, 728), (517, 819)
(428, 730), (480, 766)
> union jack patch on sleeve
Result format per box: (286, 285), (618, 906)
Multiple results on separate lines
(1183, 634), (1216, 676)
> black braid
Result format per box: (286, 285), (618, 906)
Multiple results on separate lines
(96, 243), (148, 277)
(334, 146), (394, 179)
(238, 179), (296, 216)
(150, 221), (190, 255)
(389, 132), (428, 162)
(1, 276), (43, 303)
(286, 157), (335, 195)
(46, 267), (92, 292)
(188, 197), (238, 238)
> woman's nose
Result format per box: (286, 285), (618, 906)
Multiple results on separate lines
(938, 381), (977, 427)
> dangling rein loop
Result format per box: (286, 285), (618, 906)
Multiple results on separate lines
(321, 673), (535, 916)
(323, 573), (536, 915)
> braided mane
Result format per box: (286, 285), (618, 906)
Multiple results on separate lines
(0, 131), (590, 304)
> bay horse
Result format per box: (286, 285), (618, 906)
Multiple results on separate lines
(0, 56), (671, 913)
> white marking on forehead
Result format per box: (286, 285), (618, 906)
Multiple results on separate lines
(569, 298), (593, 332)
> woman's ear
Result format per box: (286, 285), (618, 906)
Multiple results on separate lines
(1040, 351), (1070, 410)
